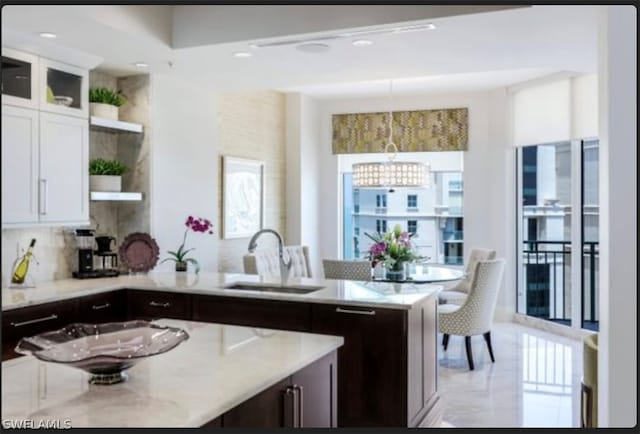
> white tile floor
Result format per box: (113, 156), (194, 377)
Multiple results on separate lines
(438, 322), (583, 428)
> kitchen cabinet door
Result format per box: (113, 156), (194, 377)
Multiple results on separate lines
(38, 112), (88, 224)
(311, 304), (407, 427)
(128, 290), (191, 321)
(1, 105), (39, 226)
(192, 295), (311, 332)
(2, 47), (39, 109)
(290, 351), (338, 427)
(38, 57), (88, 118)
(2, 299), (77, 361)
(76, 290), (127, 323)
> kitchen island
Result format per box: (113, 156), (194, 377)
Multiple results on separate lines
(2, 319), (342, 428)
(2, 272), (443, 427)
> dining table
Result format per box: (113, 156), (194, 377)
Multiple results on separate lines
(372, 264), (465, 284)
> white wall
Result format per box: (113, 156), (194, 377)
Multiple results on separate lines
(150, 73), (219, 272)
(597, 5), (637, 427)
(313, 90), (514, 319)
(285, 93), (322, 276)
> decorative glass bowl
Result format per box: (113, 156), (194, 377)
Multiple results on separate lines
(15, 320), (189, 385)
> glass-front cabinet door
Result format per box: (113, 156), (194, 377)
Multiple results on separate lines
(1, 47), (39, 109)
(39, 57), (88, 118)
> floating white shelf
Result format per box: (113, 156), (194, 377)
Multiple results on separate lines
(89, 116), (143, 133)
(90, 191), (143, 202)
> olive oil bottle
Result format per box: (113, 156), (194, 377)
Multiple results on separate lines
(11, 239), (36, 284)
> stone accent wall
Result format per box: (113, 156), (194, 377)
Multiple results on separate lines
(217, 91), (286, 273)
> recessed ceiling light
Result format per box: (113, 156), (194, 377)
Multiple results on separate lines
(233, 51), (252, 58)
(133, 62), (149, 68)
(352, 39), (373, 46)
(39, 32), (57, 39)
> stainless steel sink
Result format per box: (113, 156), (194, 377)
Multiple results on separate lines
(224, 282), (323, 294)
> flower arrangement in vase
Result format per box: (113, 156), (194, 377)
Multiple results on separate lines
(365, 224), (423, 281)
(161, 216), (213, 273)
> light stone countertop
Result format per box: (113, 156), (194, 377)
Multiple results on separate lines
(2, 271), (442, 312)
(1, 319), (344, 428)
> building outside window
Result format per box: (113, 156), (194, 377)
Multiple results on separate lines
(376, 219), (387, 234)
(407, 194), (418, 209)
(407, 220), (417, 234)
(376, 194), (387, 209)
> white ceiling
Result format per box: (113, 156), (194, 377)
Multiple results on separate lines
(1, 5), (599, 98)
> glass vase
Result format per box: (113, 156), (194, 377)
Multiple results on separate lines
(386, 262), (406, 281)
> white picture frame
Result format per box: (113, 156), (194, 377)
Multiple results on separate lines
(221, 156), (265, 239)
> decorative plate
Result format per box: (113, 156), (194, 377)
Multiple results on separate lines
(15, 320), (189, 385)
(119, 232), (160, 272)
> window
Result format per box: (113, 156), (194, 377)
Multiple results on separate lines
(407, 194), (418, 208)
(341, 153), (464, 264)
(517, 141), (599, 332)
(407, 220), (417, 234)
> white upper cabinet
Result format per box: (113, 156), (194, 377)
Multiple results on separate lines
(1, 47), (39, 109)
(39, 57), (88, 118)
(38, 112), (88, 223)
(2, 48), (90, 228)
(1, 106), (39, 225)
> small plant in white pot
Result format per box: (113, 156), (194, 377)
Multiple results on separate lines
(89, 159), (128, 192)
(89, 87), (126, 120)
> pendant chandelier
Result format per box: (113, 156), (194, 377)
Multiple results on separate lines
(352, 80), (431, 190)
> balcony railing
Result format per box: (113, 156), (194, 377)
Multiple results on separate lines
(443, 230), (463, 241)
(522, 240), (599, 330)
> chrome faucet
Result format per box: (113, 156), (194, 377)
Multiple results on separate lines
(247, 229), (292, 286)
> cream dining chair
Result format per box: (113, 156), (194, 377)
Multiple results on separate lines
(243, 245), (313, 278)
(438, 248), (496, 306)
(439, 258), (505, 370)
(322, 259), (372, 281)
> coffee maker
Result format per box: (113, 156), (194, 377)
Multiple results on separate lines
(72, 229), (119, 279)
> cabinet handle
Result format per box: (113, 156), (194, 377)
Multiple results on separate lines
(92, 303), (110, 310)
(39, 179), (48, 215)
(335, 307), (376, 316)
(294, 384), (304, 427)
(11, 314), (58, 328)
(283, 386), (296, 428)
(149, 301), (171, 308)
(292, 386), (300, 428)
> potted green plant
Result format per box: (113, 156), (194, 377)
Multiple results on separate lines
(161, 216), (214, 273)
(89, 158), (128, 192)
(89, 87), (127, 120)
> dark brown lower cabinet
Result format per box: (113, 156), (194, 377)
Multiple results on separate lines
(76, 291), (127, 323)
(2, 300), (77, 360)
(310, 296), (441, 427)
(127, 290), (191, 320)
(202, 350), (337, 428)
(192, 295), (311, 332)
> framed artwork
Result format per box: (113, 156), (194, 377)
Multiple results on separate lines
(221, 156), (264, 239)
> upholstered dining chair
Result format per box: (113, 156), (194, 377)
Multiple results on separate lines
(243, 245), (313, 278)
(439, 258), (505, 370)
(322, 259), (372, 281)
(438, 248), (497, 306)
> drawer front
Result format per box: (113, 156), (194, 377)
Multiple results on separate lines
(192, 296), (311, 332)
(128, 290), (191, 320)
(76, 290), (127, 323)
(2, 300), (77, 360)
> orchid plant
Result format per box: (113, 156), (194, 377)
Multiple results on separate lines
(365, 224), (423, 271)
(161, 216), (213, 273)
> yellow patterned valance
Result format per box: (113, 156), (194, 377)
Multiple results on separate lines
(332, 108), (468, 154)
